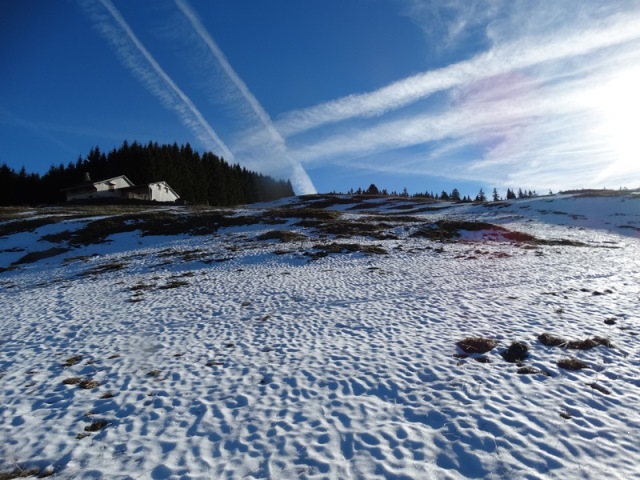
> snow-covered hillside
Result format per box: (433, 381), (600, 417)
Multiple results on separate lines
(1, 192), (639, 479)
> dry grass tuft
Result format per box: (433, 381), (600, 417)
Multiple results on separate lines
(62, 377), (81, 385)
(557, 357), (589, 370)
(538, 333), (613, 349)
(456, 337), (498, 354)
(0, 467), (42, 479)
(78, 379), (100, 390)
(62, 355), (83, 367)
(84, 419), (108, 432)
(587, 382), (611, 395)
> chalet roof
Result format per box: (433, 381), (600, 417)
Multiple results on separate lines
(61, 175), (134, 192)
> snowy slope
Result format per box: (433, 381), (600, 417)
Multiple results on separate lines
(0, 193), (639, 479)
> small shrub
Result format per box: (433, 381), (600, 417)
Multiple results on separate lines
(501, 341), (529, 363)
(557, 357), (589, 370)
(456, 337), (498, 354)
(62, 377), (81, 385)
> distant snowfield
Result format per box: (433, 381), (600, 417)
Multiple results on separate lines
(1, 193), (639, 479)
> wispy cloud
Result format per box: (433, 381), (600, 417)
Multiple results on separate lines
(276, 11), (640, 138)
(272, 3), (640, 191)
(78, 0), (233, 160)
(174, 0), (316, 194)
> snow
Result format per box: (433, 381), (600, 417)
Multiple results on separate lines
(1, 193), (639, 479)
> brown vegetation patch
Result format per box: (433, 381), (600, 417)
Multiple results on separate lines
(62, 377), (81, 385)
(264, 207), (341, 221)
(0, 216), (66, 238)
(256, 230), (307, 242)
(456, 337), (498, 354)
(304, 196), (357, 209)
(538, 333), (613, 349)
(307, 242), (387, 259)
(316, 220), (395, 239)
(557, 357), (589, 370)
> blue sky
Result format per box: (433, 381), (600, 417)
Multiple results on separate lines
(2, 0), (640, 196)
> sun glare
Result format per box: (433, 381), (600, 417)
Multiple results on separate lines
(591, 67), (640, 180)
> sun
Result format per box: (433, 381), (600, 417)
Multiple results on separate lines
(590, 67), (640, 181)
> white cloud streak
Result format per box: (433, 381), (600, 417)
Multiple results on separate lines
(276, 12), (640, 138)
(174, 0), (316, 195)
(265, 3), (640, 191)
(78, 0), (234, 160)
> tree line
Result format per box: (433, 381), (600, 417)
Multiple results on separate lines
(0, 141), (294, 206)
(346, 184), (541, 202)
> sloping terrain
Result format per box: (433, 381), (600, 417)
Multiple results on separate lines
(0, 192), (639, 479)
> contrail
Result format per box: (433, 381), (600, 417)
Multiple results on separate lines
(175, 0), (316, 194)
(79, 0), (234, 160)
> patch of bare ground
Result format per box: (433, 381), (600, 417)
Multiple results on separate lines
(538, 333), (613, 349)
(456, 337), (498, 354)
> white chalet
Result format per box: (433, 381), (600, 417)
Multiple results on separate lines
(62, 174), (180, 203)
